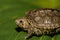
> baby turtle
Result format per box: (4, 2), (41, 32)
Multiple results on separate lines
(15, 8), (60, 39)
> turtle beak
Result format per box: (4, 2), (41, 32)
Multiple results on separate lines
(15, 19), (20, 25)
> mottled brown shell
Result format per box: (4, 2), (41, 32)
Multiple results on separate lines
(25, 8), (60, 34)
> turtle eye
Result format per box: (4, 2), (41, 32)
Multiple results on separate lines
(20, 20), (23, 23)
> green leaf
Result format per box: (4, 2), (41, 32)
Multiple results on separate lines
(0, 0), (60, 40)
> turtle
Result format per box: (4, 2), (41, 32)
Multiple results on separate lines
(15, 8), (60, 39)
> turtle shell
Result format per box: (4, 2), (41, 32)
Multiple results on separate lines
(25, 8), (60, 34)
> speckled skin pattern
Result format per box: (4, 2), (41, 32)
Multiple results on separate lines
(15, 8), (60, 39)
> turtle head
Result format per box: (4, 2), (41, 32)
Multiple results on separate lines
(15, 17), (29, 29)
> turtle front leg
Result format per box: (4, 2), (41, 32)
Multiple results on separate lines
(25, 28), (34, 39)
